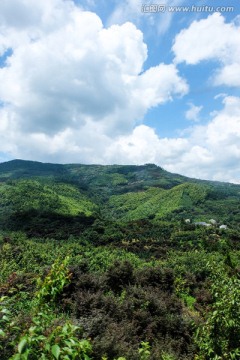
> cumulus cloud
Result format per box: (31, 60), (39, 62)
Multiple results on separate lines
(1, 2), (240, 183)
(170, 96), (240, 183)
(106, 96), (240, 183)
(106, 125), (189, 165)
(172, 12), (240, 87)
(0, 0), (188, 163)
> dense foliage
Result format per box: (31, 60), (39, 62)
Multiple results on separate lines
(0, 160), (239, 359)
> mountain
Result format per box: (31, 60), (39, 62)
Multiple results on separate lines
(1, 160), (240, 360)
(0, 159), (239, 238)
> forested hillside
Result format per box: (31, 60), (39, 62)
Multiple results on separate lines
(0, 160), (240, 359)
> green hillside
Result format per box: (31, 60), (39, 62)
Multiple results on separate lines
(107, 183), (210, 221)
(0, 159), (239, 228)
(0, 160), (240, 360)
(0, 180), (97, 217)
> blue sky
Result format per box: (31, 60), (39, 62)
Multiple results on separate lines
(0, 0), (240, 182)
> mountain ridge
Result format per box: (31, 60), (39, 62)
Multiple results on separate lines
(0, 158), (239, 186)
(0, 159), (239, 235)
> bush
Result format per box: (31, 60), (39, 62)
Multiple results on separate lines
(195, 269), (240, 359)
(106, 261), (134, 292)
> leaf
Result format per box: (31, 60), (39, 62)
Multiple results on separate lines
(52, 344), (61, 359)
(40, 354), (47, 360)
(63, 340), (72, 347)
(84, 355), (91, 360)
(45, 343), (50, 351)
(0, 329), (6, 337)
(18, 338), (28, 354)
(1, 308), (11, 314)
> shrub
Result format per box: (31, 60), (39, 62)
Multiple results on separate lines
(106, 261), (134, 292)
(10, 310), (92, 360)
(195, 269), (240, 359)
(36, 256), (72, 305)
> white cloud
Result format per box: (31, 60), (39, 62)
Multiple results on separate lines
(0, 0), (76, 53)
(185, 103), (202, 122)
(1, 2), (240, 183)
(106, 125), (189, 165)
(172, 13), (240, 87)
(0, 0), (188, 163)
(133, 63), (188, 109)
(106, 96), (240, 183)
(214, 63), (240, 87)
(168, 96), (240, 182)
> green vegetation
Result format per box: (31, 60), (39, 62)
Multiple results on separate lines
(108, 183), (209, 221)
(0, 160), (239, 359)
(195, 265), (240, 359)
(0, 180), (97, 217)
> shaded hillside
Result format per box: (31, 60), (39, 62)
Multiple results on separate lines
(0, 159), (66, 180)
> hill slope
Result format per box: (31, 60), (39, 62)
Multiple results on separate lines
(0, 159), (239, 236)
(0, 160), (240, 360)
